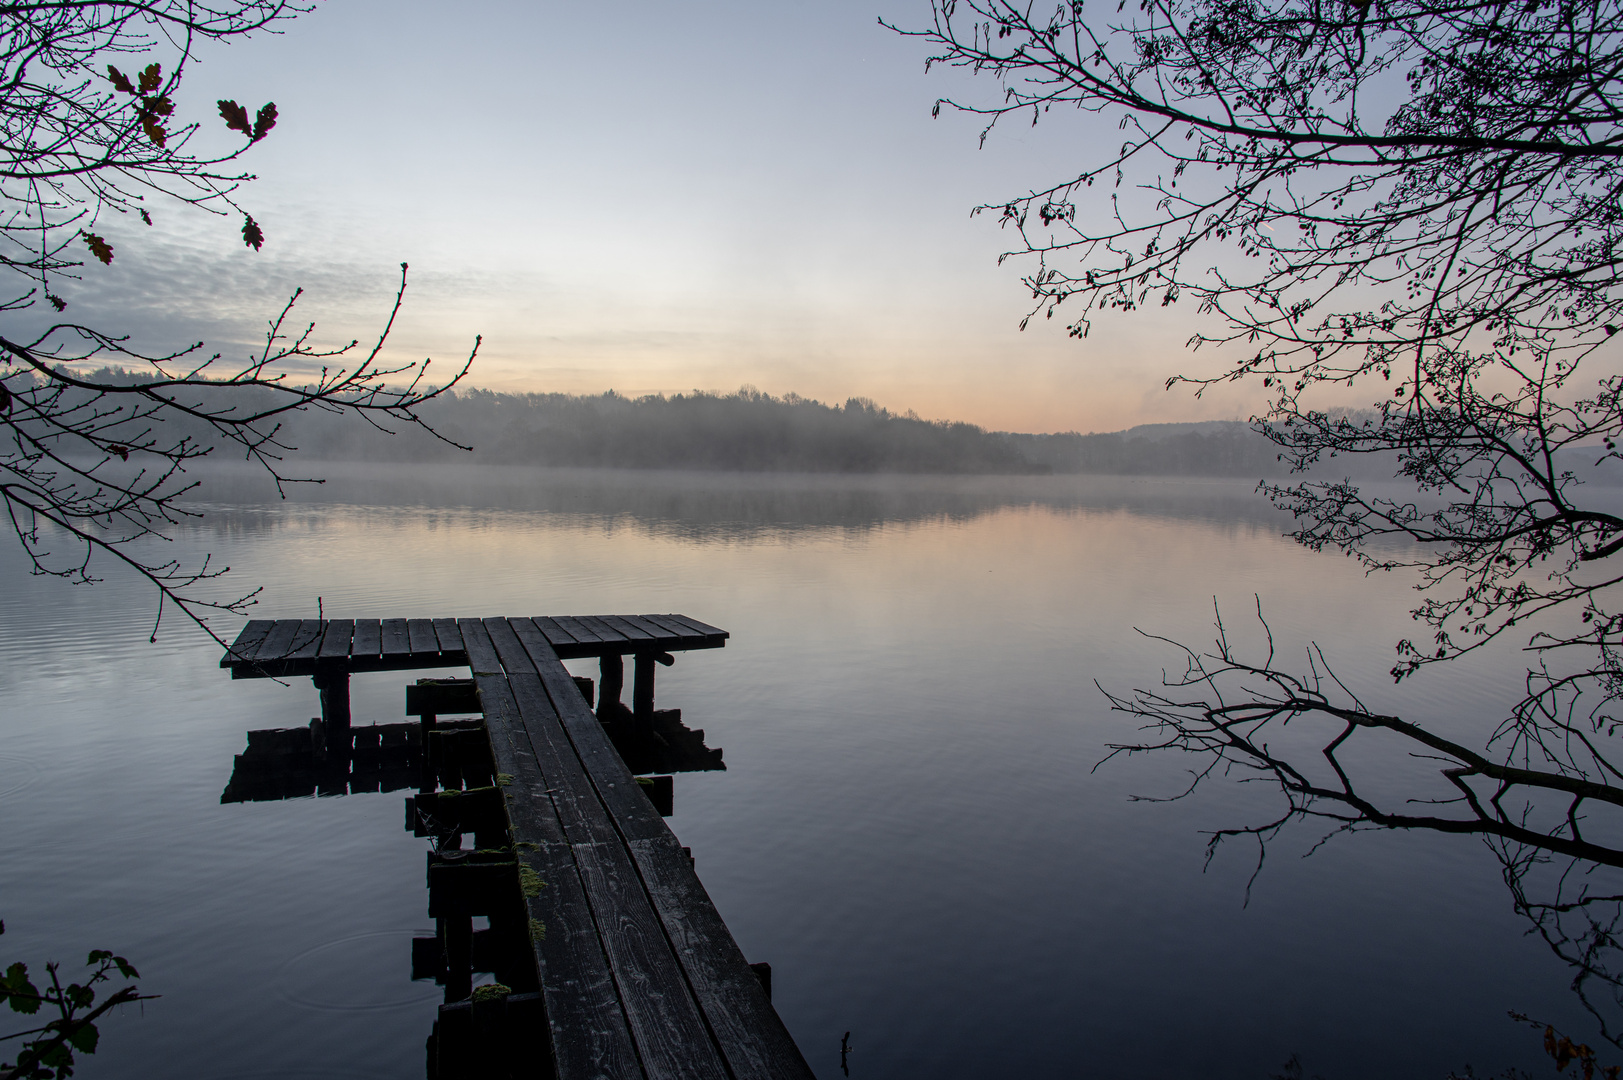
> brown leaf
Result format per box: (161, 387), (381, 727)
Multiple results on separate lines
(138, 63), (162, 95)
(106, 66), (135, 95)
(141, 113), (166, 148)
(108, 444), (129, 461)
(241, 214), (263, 251)
(0, 382), (11, 414)
(251, 102), (277, 141)
(144, 94), (173, 118)
(217, 99), (251, 137)
(47, 295), (65, 311)
(82, 232), (113, 265)
(138, 209), (151, 226)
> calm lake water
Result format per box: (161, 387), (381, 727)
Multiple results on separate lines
(0, 464), (1604, 1078)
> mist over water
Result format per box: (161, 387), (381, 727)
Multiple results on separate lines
(0, 465), (1595, 1078)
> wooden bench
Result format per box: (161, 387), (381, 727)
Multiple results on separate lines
(219, 616), (813, 1079)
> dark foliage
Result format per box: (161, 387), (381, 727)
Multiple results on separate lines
(900, 0), (1623, 1051)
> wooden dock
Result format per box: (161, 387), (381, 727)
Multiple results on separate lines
(220, 615), (814, 1080)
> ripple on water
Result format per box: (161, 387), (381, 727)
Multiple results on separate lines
(0, 749), (42, 802)
(274, 928), (442, 1012)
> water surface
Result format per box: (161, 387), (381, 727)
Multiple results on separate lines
(0, 464), (1597, 1078)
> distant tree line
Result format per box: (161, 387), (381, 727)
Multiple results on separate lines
(35, 373), (1406, 477)
(1002, 422), (1287, 477)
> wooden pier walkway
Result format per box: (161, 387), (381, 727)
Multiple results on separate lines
(221, 615), (813, 1080)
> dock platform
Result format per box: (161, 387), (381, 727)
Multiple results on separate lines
(220, 615), (813, 1080)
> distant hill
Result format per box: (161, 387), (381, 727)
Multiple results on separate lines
(998, 422), (1285, 477)
(48, 373), (1617, 481)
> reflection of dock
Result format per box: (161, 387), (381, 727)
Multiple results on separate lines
(220, 615), (810, 1079)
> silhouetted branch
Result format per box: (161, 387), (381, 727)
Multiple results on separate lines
(0, 262), (478, 645)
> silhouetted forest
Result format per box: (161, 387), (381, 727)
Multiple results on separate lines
(27, 373), (1330, 476)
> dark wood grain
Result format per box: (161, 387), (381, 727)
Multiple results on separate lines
(483, 619), (730, 1079)
(288, 620), (325, 661)
(408, 618), (438, 656)
(532, 616), (578, 646)
(381, 618), (411, 657)
(553, 615), (610, 644)
(577, 615), (636, 645)
(433, 618), (464, 654)
(249, 619), (301, 663)
(622, 615), (681, 644)
(629, 833), (817, 1080)
(221, 619), (274, 666)
(318, 619), (355, 660)
(568, 836), (727, 1080)
(351, 619), (382, 659)
(468, 633), (644, 1080)
(481, 622), (619, 850)
(639, 615), (704, 648)
(600, 615), (656, 643)
(509, 620), (668, 845)
(660, 614), (729, 641)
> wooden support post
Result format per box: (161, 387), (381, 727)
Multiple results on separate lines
(418, 709), (438, 794)
(312, 668), (351, 733)
(443, 915), (473, 1002)
(598, 652), (624, 720)
(632, 650), (673, 730)
(633, 651), (656, 729)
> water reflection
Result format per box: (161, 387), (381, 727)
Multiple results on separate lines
(182, 461), (1292, 540)
(0, 466), (1601, 1078)
(214, 647), (729, 1076)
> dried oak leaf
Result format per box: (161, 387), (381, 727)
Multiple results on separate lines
(252, 102), (277, 141)
(82, 232), (113, 265)
(138, 63), (162, 95)
(47, 295), (65, 311)
(218, 99), (252, 137)
(141, 113), (166, 148)
(106, 65), (135, 95)
(241, 214), (264, 251)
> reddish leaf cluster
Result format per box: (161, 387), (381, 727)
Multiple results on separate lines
(1544, 1025), (1621, 1080)
(217, 99), (277, 142)
(80, 232), (112, 265)
(107, 63), (171, 148)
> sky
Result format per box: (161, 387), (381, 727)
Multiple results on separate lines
(47, 0), (1267, 434)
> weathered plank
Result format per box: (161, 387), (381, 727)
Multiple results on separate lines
(532, 616), (579, 646)
(381, 618), (411, 657)
(408, 618), (438, 656)
(622, 615), (681, 644)
(318, 619), (355, 660)
(464, 621), (644, 1080)
(433, 618), (464, 654)
(250, 619), (301, 663)
(509, 620), (667, 844)
(661, 613), (729, 642)
(481, 622), (618, 849)
(577, 615), (636, 645)
(351, 618), (382, 659)
(629, 831), (816, 1080)
(288, 620), (325, 662)
(568, 836), (727, 1080)
(553, 615), (610, 644)
(222, 619), (275, 665)
(639, 614), (706, 648)
(481, 619), (727, 1080)
(599, 615), (657, 644)
(511, 619), (810, 1079)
